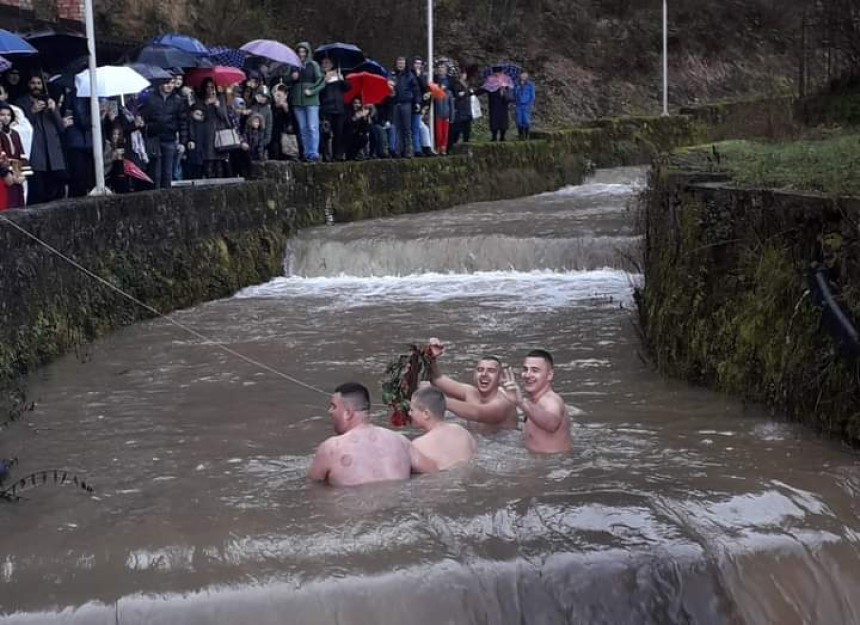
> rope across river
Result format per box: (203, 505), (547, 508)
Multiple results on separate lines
(0, 213), (329, 397)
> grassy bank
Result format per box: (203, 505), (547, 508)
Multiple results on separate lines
(672, 132), (860, 197)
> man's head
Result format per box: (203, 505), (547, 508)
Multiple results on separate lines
(27, 75), (44, 96)
(172, 74), (184, 89)
(520, 71), (529, 83)
(409, 386), (446, 430)
(158, 79), (175, 95)
(521, 349), (554, 396)
(329, 382), (371, 434)
(412, 57), (424, 74)
(474, 356), (502, 396)
(395, 57), (407, 72)
(5, 69), (20, 86)
(435, 62), (447, 78)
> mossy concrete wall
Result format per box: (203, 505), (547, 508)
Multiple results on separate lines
(639, 171), (860, 442)
(0, 96), (818, 389)
(0, 182), (291, 386)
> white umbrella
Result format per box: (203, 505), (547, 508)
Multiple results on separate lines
(75, 65), (150, 97)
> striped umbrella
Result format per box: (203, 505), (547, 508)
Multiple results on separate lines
(207, 45), (248, 69)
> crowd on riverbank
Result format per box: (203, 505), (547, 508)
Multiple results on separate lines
(0, 35), (538, 209)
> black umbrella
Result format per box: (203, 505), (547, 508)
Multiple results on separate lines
(23, 27), (88, 70)
(313, 42), (365, 70)
(136, 44), (212, 70)
(126, 62), (173, 81)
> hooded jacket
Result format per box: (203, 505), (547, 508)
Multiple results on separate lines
(290, 42), (325, 107)
(514, 81), (536, 108)
(250, 86), (273, 147)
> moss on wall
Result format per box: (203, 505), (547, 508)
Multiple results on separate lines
(640, 169), (860, 443)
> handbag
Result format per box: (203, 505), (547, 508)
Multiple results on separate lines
(470, 94), (482, 120)
(214, 128), (242, 151)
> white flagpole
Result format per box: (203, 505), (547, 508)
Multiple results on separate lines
(427, 0), (435, 149)
(662, 0), (669, 116)
(84, 0), (106, 194)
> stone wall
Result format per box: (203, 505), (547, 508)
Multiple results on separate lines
(639, 171), (860, 443)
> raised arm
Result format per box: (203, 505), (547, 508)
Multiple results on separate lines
(307, 439), (332, 481)
(426, 337), (474, 401)
(520, 395), (566, 433)
(446, 395), (514, 426)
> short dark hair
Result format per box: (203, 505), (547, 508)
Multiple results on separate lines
(411, 386), (446, 419)
(478, 356), (501, 366)
(525, 349), (554, 369)
(334, 382), (371, 412)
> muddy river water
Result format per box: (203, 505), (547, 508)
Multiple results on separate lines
(1, 167), (859, 624)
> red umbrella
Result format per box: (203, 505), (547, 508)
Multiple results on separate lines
(344, 71), (391, 106)
(184, 66), (246, 89)
(123, 159), (153, 185)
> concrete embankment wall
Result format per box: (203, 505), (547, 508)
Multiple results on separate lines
(0, 96), (821, 387)
(640, 171), (860, 443)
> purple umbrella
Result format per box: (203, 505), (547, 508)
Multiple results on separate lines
(480, 73), (513, 93)
(240, 39), (301, 68)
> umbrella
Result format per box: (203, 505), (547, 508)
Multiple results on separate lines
(481, 62), (521, 84)
(427, 81), (447, 100)
(75, 66), (150, 97)
(148, 33), (209, 56)
(185, 66), (246, 89)
(313, 42), (364, 70)
(0, 56), (10, 73)
(347, 58), (388, 78)
(126, 62), (173, 81)
(207, 45), (248, 69)
(343, 72), (391, 106)
(480, 73), (513, 93)
(136, 44), (210, 70)
(240, 40), (301, 68)
(123, 159), (153, 184)
(0, 29), (38, 55)
(23, 27), (88, 61)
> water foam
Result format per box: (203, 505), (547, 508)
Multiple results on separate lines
(235, 269), (640, 311)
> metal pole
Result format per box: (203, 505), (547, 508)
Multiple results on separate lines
(662, 0), (669, 116)
(84, 0), (107, 194)
(427, 0), (435, 150)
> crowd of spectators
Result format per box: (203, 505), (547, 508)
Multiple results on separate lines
(0, 44), (537, 208)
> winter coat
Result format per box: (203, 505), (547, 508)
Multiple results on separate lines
(433, 85), (454, 122)
(290, 42), (325, 107)
(201, 97), (231, 160)
(64, 96), (93, 150)
(15, 95), (66, 172)
(452, 82), (474, 123)
(140, 89), (189, 144)
(392, 70), (420, 106)
(250, 98), (273, 147)
(319, 75), (349, 116)
(187, 113), (209, 167)
(514, 81), (536, 108)
(244, 122), (268, 162)
(484, 88), (511, 132)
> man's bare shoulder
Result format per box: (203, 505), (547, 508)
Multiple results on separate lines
(537, 390), (567, 413)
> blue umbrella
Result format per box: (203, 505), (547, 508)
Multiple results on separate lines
(481, 62), (521, 84)
(313, 42), (365, 70)
(208, 45), (248, 69)
(0, 29), (38, 55)
(148, 33), (209, 56)
(347, 58), (389, 78)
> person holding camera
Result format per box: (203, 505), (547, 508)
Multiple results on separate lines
(15, 74), (67, 205)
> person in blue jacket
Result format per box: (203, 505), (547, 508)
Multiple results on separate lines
(514, 71), (536, 140)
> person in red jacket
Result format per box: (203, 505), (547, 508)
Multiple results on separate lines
(0, 103), (27, 208)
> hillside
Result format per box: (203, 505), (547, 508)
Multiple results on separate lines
(93, 0), (837, 126)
